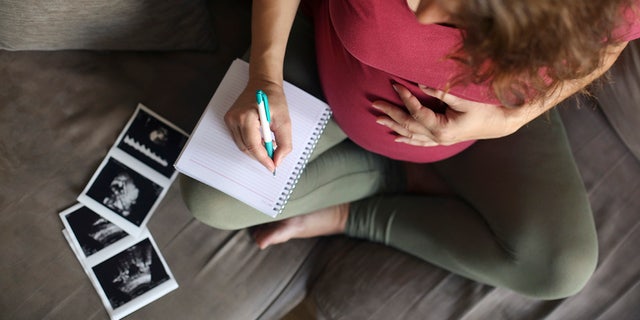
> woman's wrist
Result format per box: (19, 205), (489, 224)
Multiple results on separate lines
(249, 52), (285, 86)
(497, 101), (552, 137)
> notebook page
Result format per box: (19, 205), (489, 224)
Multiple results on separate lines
(175, 59), (330, 217)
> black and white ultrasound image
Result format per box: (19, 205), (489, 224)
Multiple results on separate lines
(92, 239), (170, 309)
(117, 109), (188, 178)
(86, 158), (163, 226)
(65, 206), (128, 257)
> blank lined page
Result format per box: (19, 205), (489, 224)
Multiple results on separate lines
(175, 59), (331, 217)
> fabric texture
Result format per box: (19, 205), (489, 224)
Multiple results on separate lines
(594, 39), (640, 161)
(306, 0), (640, 163)
(0, 49), (319, 320)
(346, 109), (596, 299)
(2, 3), (640, 319)
(180, 127), (405, 229)
(179, 12), (407, 229)
(309, 0), (476, 162)
(305, 94), (640, 320)
(615, 5), (640, 40)
(183, 3), (596, 299)
(0, 0), (216, 51)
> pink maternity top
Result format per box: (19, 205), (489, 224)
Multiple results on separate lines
(306, 0), (640, 163)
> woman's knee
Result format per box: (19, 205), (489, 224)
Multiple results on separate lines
(179, 175), (256, 230)
(513, 228), (598, 299)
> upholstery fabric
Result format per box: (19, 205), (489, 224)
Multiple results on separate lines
(1, 3), (639, 319)
(0, 48), (321, 320)
(0, 0), (216, 50)
(305, 98), (640, 320)
(595, 40), (640, 161)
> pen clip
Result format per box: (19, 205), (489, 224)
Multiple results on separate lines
(256, 90), (271, 122)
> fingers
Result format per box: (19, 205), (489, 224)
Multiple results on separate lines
(224, 108), (257, 155)
(378, 83), (511, 146)
(224, 81), (294, 173)
(374, 83), (447, 144)
(271, 118), (292, 167)
(225, 110), (277, 172)
(419, 84), (470, 112)
(393, 84), (436, 126)
(373, 100), (441, 146)
(393, 84), (452, 130)
(227, 122), (250, 154)
(376, 83), (473, 146)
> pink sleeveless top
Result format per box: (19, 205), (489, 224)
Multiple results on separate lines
(307, 0), (640, 163)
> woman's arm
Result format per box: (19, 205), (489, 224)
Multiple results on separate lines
(374, 41), (629, 146)
(224, 0), (301, 172)
(248, 0), (301, 87)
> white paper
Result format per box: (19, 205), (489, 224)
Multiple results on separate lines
(175, 59), (331, 217)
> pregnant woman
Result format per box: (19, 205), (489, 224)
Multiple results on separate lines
(181, 0), (640, 299)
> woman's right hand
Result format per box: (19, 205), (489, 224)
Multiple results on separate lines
(223, 0), (300, 172)
(224, 78), (292, 173)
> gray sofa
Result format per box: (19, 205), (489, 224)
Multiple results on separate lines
(2, 1), (639, 319)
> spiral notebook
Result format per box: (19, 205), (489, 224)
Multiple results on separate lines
(174, 59), (332, 217)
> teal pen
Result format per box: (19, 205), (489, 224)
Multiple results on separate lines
(256, 90), (276, 176)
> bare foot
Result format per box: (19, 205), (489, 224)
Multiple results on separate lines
(252, 203), (349, 249)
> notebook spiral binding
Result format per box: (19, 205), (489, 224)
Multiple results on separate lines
(273, 111), (332, 215)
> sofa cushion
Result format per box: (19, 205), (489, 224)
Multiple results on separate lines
(300, 96), (640, 320)
(0, 0), (216, 51)
(594, 39), (640, 161)
(0, 48), (320, 320)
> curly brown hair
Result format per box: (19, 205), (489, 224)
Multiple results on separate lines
(443, 0), (637, 106)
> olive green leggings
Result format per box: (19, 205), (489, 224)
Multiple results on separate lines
(180, 107), (597, 300)
(180, 13), (596, 299)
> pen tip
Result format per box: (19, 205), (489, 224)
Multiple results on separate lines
(273, 169), (276, 177)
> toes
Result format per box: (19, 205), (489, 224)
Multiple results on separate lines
(251, 224), (275, 249)
(252, 222), (286, 249)
(252, 218), (305, 249)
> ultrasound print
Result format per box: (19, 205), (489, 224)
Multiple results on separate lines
(86, 158), (163, 226)
(92, 239), (169, 309)
(117, 108), (188, 178)
(65, 206), (128, 257)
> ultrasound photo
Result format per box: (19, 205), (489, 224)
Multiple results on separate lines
(92, 239), (170, 309)
(86, 157), (163, 226)
(117, 107), (188, 178)
(64, 205), (128, 257)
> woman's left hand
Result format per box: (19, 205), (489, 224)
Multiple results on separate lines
(373, 83), (529, 146)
